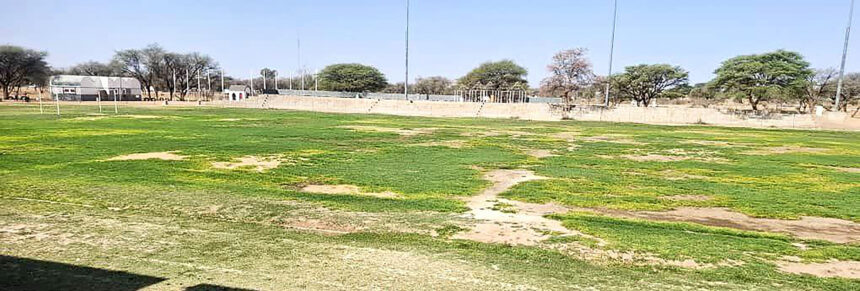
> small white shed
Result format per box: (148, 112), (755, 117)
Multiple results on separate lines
(225, 85), (251, 101)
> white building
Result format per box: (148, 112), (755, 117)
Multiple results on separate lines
(49, 75), (142, 101)
(225, 85), (251, 101)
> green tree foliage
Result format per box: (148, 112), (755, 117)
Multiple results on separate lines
(0, 45), (50, 99)
(318, 63), (387, 92)
(67, 61), (119, 76)
(458, 60), (528, 89)
(611, 64), (689, 107)
(713, 50), (813, 110)
(834, 73), (860, 112)
(412, 76), (452, 95)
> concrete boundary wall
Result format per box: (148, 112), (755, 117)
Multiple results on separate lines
(50, 94), (853, 131)
(215, 95), (860, 130)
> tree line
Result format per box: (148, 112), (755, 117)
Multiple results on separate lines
(1, 43), (857, 112)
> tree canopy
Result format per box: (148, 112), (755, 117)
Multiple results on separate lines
(713, 50), (813, 110)
(611, 64), (689, 107)
(0, 45), (50, 99)
(540, 48), (594, 103)
(318, 63), (387, 92)
(412, 76), (452, 95)
(458, 60), (528, 90)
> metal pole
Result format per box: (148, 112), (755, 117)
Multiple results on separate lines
(263, 71), (267, 90)
(275, 71), (278, 91)
(404, 0), (410, 100)
(604, 0), (618, 107)
(315, 69), (319, 91)
(197, 71), (201, 99)
(220, 69), (224, 93)
(114, 78), (119, 113)
(250, 71), (254, 94)
(289, 70), (293, 90)
(835, 0), (855, 111)
(207, 70), (211, 93)
(38, 86), (43, 114)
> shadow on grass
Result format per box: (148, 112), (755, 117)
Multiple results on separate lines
(0, 255), (165, 291)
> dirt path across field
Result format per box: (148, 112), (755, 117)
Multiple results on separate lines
(453, 169), (603, 246)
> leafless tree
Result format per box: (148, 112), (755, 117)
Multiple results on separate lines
(540, 48), (594, 104)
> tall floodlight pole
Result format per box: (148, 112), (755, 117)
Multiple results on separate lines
(604, 0), (618, 107)
(38, 86), (43, 114)
(404, 0), (410, 100)
(835, 0), (855, 111)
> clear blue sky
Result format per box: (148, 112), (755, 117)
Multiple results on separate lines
(1, 0), (856, 86)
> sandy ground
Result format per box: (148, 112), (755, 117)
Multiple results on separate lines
(778, 260), (860, 279)
(341, 125), (436, 136)
(211, 156), (282, 172)
(107, 151), (186, 161)
(604, 207), (860, 244)
(453, 169), (598, 246)
(300, 184), (400, 199)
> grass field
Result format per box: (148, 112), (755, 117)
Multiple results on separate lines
(1, 103), (859, 290)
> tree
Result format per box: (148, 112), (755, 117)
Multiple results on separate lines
(833, 73), (860, 112)
(800, 69), (837, 113)
(318, 63), (387, 92)
(260, 68), (277, 89)
(713, 50), (813, 110)
(113, 48), (155, 98)
(68, 61), (118, 76)
(0, 45), (50, 100)
(412, 76), (452, 95)
(611, 64), (689, 107)
(540, 48), (594, 103)
(458, 60), (528, 89)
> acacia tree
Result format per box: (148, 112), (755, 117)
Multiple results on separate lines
(540, 48), (594, 104)
(67, 61), (118, 76)
(611, 64), (689, 107)
(833, 73), (860, 112)
(260, 68), (277, 90)
(318, 63), (387, 92)
(113, 48), (155, 98)
(412, 76), (452, 95)
(0, 45), (50, 100)
(713, 50), (813, 111)
(799, 69), (837, 113)
(458, 60), (528, 90)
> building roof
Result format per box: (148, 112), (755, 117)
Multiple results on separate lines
(227, 85), (250, 92)
(50, 75), (141, 89)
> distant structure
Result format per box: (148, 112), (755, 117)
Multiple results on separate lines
(49, 75), (142, 101)
(225, 85), (252, 101)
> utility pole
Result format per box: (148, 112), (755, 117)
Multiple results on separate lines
(604, 0), (618, 107)
(835, 0), (855, 111)
(404, 0), (410, 100)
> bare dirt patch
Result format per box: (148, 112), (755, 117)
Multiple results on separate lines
(778, 260), (860, 279)
(107, 151), (186, 161)
(681, 140), (736, 147)
(212, 156), (283, 172)
(413, 140), (469, 148)
(744, 146), (829, 155)
(582, 135), (646, 145)
(341, 125), (436, 136)
(659, 195), (713, 202)
(300, 184), (400, 199)
(608, 207), (860, 244)
(525, 149), (556, 159)
(831, 167), (860, 173)
(453, 169), (602, 246)
(622, 154), (689, 162)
